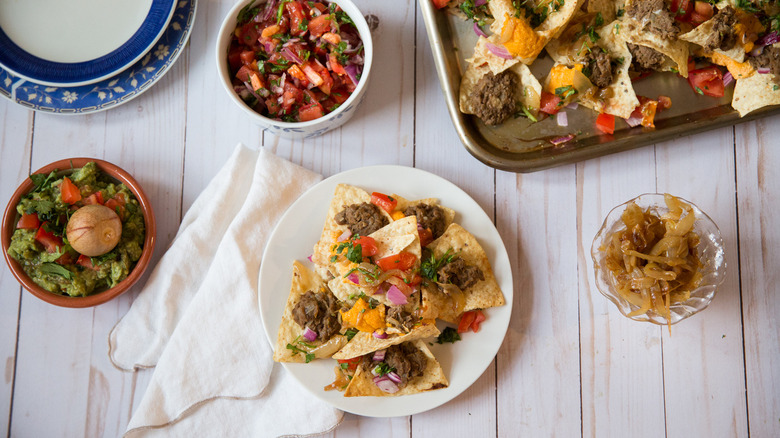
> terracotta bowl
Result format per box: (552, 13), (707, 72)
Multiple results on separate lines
(1, 158), (156, 308)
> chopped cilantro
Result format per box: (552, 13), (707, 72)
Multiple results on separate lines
(237, 3), (260, 26)
(420, 249), (457, 282)
(39, 263), (73, 280)
(436, 327), (461, 344)
(372, 362), (394, 376)
(343, 328), (358, 340)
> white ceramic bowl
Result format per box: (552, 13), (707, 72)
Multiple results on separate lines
(216, 0), (373, 139)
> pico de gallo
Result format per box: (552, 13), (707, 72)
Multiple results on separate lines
(227, 0), (365, 122)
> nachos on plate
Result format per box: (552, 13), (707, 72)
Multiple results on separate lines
(273, 184), (505, 396)
(441, 0), (780, 133)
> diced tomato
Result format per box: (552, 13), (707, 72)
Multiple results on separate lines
(265, 97), (281, 116)
(376, 252), (417, 272)
(691, 1), (714, 24)
(329, 87), (350, 105)
(308, 14), (332, 38)
(240, 50), (256, 66)
(104, 198), (126, 220)
(235, 65), (254, 83)
(328, 52), (347, 76)
(82, 191), (104, 206)
(432, 0), (451, 9)
(228, 45), (243, 71)
(281, 82), (303, 112)
(60, 177), (81, 204)
(688, 66), (725, 98)
(237, 22), (260, 48)
(17, 213), (40, 230)
(353, 236), (378, 257)
(35, 223), (63, 253)
(337, 357), (361, 371)
(286, 1), (307, 36)
(370, 192), (397, 214)
(287, 64), (308, 83)
(55, 251), (76, 266)
(671, 0), (693, 22)
(595, 113), (615, 135)
(298, 102), (324, 121)
(77, 254), (99, 271)
(470, 310), (486, 333)
(540, 91), (561, 115)
(457, 311), (477, 334)
(313, 61), (334, 95)
(418, 228), (434, 247)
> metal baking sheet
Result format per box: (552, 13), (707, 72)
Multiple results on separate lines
(419, 1), (780, 173)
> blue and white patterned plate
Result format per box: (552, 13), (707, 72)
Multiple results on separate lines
(0, 0), (196, 115)
(0, 0), (178, 87)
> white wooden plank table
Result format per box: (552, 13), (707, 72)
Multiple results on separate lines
(1, 1), (779, 436)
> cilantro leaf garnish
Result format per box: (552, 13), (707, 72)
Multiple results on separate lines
(420, 249), (457, 282)
(39, 263), (73, 280)
(436, 327), (461, 344)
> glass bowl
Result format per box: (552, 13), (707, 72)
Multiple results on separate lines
(590, 193), (726, 325)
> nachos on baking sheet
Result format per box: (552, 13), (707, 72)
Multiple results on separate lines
(442, 0), (780, 134)
(272, 184), (505, 396)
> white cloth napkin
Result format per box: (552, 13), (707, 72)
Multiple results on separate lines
(108, 143), (342, 437)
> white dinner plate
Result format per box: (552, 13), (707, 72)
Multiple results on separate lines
(258, 165), (513, 417)
(0, 0), (176, 86)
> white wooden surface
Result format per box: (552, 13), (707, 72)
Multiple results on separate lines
(1, 1), (779, 436)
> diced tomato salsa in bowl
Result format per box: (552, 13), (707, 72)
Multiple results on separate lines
(227, 0), (366, 123)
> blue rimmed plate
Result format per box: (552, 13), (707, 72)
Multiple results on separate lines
(0, 0), (177, 87)
(0, 0), (196, 115)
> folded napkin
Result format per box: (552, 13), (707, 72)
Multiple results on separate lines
(108, 143), (342, 437)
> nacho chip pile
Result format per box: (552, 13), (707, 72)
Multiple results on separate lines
(449, 0), (780, 129)
(273, 184), (506, 397)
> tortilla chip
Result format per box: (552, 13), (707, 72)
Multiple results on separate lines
(579, 20), (640, 119)
(587, 0), (625, 23)
(343, 340), (449, 397)
(469, 35), (521, 75)
(325, 216), (422, 304)
(392, 195), (457, 229)
(422, 223), (505, 321)
(619, 7), (690, 77)
(273, 261), (347, 362)
(679, 16), (746, 63)
(332, 321), (440, 360)
(459, 49), (542, 117)
(311, 184), (392, 269)
(732, 73), (780, 117)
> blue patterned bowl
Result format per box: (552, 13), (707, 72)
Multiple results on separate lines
(215, 0), (373, 140)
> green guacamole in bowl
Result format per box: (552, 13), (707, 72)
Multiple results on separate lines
(7, 162), (145, 297)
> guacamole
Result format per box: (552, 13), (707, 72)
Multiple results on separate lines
(7, 162), (145, 297)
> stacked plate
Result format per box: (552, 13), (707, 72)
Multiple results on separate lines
(0, 0), (197, 114)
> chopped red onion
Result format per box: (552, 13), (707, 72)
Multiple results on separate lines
(373, 376), (399, 393)
(550, 134), (575, 146)
(345, 64), (361, 87)
(625, 115), (642, 128)
(337, 229), (352, 242)
(750, 45), (764, 57)
(307, 254), (313, 262)
(282, 47), (304, 65)
(372, 331), (388, 339)
(386, 285), (408, 305)
(758, 67), (771, 74)
(565, 102), (579, 110)
(475, 0), (487, 5)
(556, 110), (568, 127)
(261, 0), (277, 21)
(302, 327), (318, 342)
(473, 22), (487, 38)
(757, 31), (780, 47)
(373, 349), (386, 361)
(348, 273), (360, 284)
(386, 372), (402, 384)
(485, 42), (513, 60)
(279, 72), (287, 88)
(723, 71), (734, 86)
